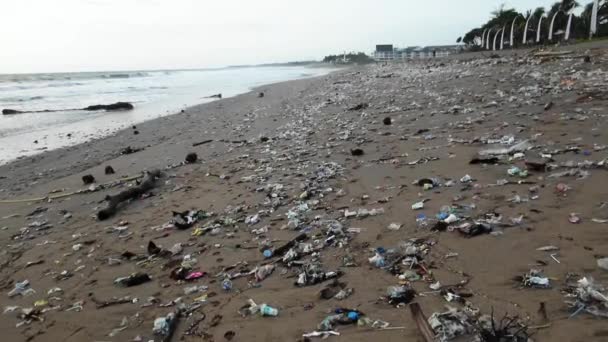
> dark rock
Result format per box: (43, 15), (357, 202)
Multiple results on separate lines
(185, 153), (198, 163)
(584, 55), (591, 63)
(470, 157), (500, 165)
(147, 241), (161, 255)
(82, 174), (95, 184)
(383, 117), (392, 125)
(350, 148), (364, 156)
(260, 136), (269, 143)
(2, 109), (22, 115)
(133, 130), (139, 135)
(416, 178), (435, 187)
(348, 103), (369, 111)
(121, 146), (143, 155)
(83, 102), (134, 111)
(224, 330), (236, 341)
(525, 159), (547, 172)
(105, 166), (115, 175)
(258, 92), (265, 98)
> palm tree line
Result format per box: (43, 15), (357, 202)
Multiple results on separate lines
(460, 0), (608, 50)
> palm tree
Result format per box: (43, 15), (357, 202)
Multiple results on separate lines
(533, 7), (546, 19)
(560, 0), (580, 12)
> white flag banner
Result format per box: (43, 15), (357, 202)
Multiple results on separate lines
(565, 13), (573, 40)
(537, 16), (544, 42)
(523, 15), (533, 44)
(590, 0), (599, 37)
(487, 28), (493, 49)
(510, 17), (519, 47)
(549, 11), (561, 41)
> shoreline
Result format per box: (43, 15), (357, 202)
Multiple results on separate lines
(0, 68), (347, 196)
(0, 65), (340, 166)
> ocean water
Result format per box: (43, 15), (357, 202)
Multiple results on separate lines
(0, 66), (335, 165)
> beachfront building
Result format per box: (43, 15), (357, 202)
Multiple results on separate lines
(373, 45), (396, 61)
(373, 44), (461, 61)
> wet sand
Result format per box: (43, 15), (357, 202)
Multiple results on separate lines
(1, 43), (608, 342)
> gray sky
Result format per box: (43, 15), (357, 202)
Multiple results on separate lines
(1, 0), (565, 73)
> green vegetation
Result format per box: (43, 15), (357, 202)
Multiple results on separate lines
(323, 52), (374, 65)
(462, 0), (608, 47)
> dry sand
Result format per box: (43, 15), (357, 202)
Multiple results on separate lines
(1, 43), (608, 342)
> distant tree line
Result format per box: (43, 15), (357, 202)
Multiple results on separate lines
(323, 52), (374, 64)
(461, 0), (608, 49)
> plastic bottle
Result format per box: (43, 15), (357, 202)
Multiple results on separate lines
(222, 279), (233, 291)
(415, 213), (428, 229)
(368, 253), (385, 267)
(259, 304), (279, 316)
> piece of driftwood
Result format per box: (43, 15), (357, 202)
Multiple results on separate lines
(410, 302), (435, 342)
(97, 170), (161, 220)
(92, 296), (132, 309)
(533, 50), (573, 57)
(2, 102), (134, 115)
(192, 139), (213, 147)
(0, 174), (144, 204)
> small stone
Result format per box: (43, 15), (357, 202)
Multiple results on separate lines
(185, 153), (198, 163)
(82, 174), (95, 184)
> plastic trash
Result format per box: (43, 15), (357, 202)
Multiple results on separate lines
(185, 271), (205, 281)
(416, 213), (428, 229)
(519, 269), (551, 288)
(368, 253), (385, 268)
(114, 273), (151, 287)
(153, 312), (177, 336)
(597, 258), (608, 272)
(184, 285), (208, 295)
(222, 279), (233, 291)
(259, 304), (279, 317)
(303, 331), (340, 338)
(412, 201), (425, 210)
(254, 264), (275, 282)
(318, 309), (361, 331)
(459, 174), (473, 183)
(444, 214), (459, 224)
(334, 288), (354, 300)
(387, 223), (402, 231)
(387, 285), (416, 305)
(239, 299), (259, 316)
(507, 166), (528, 178)
(564, 277), (608, 318)
(428, 307), (474, 342)
(8, 280), (35, 298)
(569, 213), (581, 224)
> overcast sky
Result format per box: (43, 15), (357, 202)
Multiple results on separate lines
(1, 0), (568, 73)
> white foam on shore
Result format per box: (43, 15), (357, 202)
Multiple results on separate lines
(0, 66), (336, 164)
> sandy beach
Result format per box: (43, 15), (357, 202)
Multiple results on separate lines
(1, 42), (608, 342)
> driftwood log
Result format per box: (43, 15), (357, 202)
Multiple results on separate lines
(97, 169), (161, 220)
(2, 102), (134, 115)
(409, 303), (435, 342)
